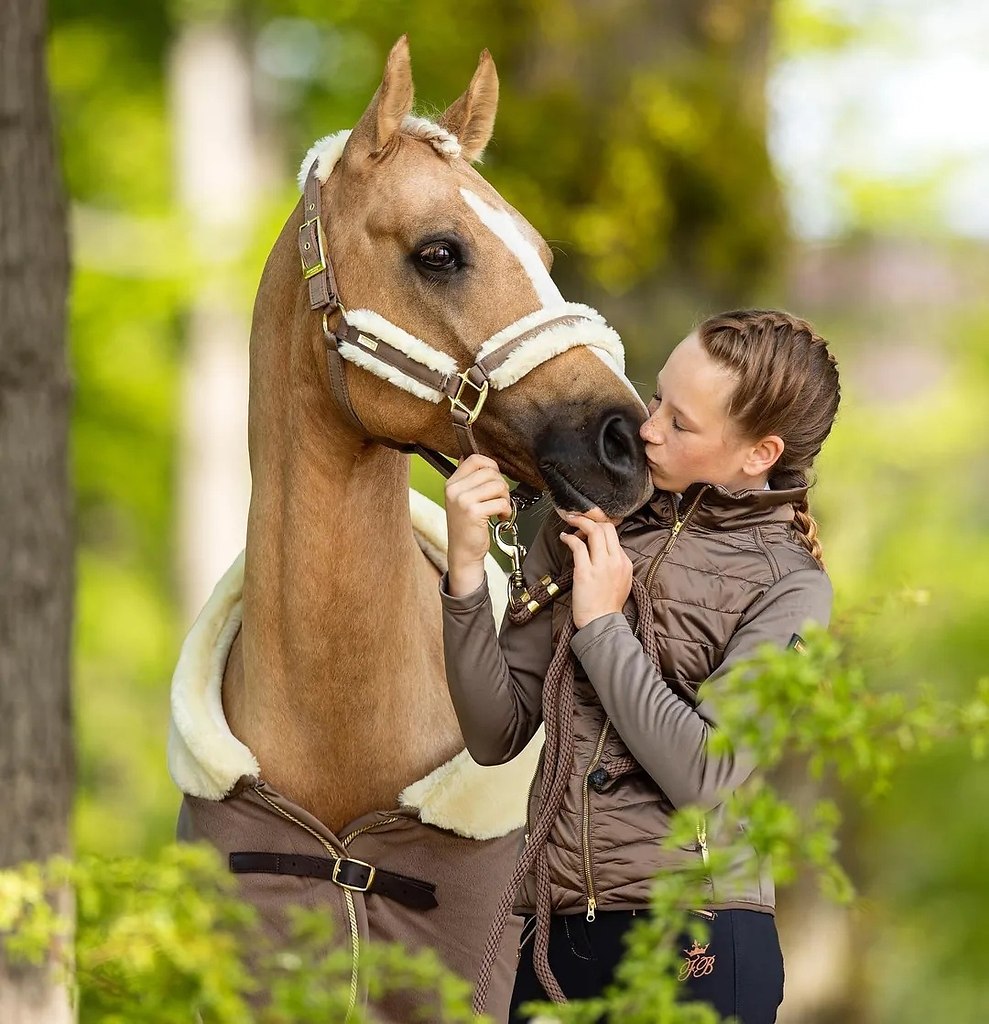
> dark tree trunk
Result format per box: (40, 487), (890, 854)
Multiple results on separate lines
(0, 0), (74, 1019)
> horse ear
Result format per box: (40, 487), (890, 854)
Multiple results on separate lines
(438, 49), (499, 162)
(350, 36), (415, 156)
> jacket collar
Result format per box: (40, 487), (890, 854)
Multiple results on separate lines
(643, 481), (808, 532)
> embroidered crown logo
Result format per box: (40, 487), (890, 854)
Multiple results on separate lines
(679, 939), (716, 981)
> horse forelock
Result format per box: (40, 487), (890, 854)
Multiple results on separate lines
(296, 116), (462, 191)
(400, 116), (462, 159)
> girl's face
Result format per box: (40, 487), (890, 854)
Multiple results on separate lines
(640, 331), (775, 495)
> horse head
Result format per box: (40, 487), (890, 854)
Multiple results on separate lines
(253, 36), (651, 518)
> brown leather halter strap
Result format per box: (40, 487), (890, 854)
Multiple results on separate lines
(297, 161), (581, 502)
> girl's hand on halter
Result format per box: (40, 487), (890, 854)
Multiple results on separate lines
(445, 454), (512, 597)
(558, 513), (633, 629)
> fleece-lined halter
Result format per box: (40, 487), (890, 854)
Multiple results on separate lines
(297, 128), (633, 493)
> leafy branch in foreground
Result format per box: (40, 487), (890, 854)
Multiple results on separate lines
(521, 627), (989, 1023)
(0, 843), (488, 1023)
(3, 629), (987, 1023)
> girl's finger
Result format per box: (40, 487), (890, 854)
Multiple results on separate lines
(448, 468), (511, 505)
(559, 531), (590, 571)
(449, 454), (501, 484)
(581, 506), (612, 524)
(560, 511), (594, 530)
(457, 453), (500, 473)
(448, 466), (505, 495)
(468, 498), (512, 521)
(562, 513), (615, 552)
(599, 522), (620, 558)
(457, 478), (511, 507)
(579, 520), (611, 563)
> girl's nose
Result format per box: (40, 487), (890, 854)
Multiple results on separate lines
(640, 417), (661, 445)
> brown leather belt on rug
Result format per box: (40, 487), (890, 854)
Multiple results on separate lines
(229, 852), (438, 911)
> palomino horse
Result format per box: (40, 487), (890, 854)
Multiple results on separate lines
(168, 37), (651, 1022)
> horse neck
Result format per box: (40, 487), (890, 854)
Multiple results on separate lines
(234, 373), (463, 832)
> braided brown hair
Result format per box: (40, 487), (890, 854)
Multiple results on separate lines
(697, 309), (840, 565)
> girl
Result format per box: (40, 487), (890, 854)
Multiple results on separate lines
(441, 309), (840, 1023)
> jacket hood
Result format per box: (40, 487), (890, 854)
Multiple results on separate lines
(644, 481), (808, 532)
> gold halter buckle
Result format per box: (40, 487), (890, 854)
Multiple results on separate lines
(300, 216), (329, 280)
(449, 370), (489, 424)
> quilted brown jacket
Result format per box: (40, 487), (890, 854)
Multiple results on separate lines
(441, 482), (832, 919)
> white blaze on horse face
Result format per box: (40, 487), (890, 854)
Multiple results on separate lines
(460, 188), (563, 307)
(459, 188), (647, 409)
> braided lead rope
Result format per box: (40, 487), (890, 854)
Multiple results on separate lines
(530, 623), (577, 1005)
(532, 845), (565, 1001)
(472, 616), (576, 1014)
(506, 567), (575, 627)
(473, 576), (657, 1015)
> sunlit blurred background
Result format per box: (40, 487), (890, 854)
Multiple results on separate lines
(55, 0), (988, 1020)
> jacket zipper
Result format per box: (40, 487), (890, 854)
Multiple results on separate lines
(580, 490), (708, 925)
(642, 488), (708, 602)
(581, 718), (612, 921)
(640, 488), (712, 873)
(688, 834), (716, 921)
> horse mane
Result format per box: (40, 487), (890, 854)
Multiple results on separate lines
(297, 116), (461, 190)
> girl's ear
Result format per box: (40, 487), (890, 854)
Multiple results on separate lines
(743, 435), (785, 479)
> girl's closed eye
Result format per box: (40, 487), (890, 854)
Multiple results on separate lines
(652, 392), (685, 431)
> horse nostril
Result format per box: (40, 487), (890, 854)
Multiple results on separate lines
(598, 413), (638, 475)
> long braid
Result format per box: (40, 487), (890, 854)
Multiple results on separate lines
(769, 466), (825, 566)
(793, 496), (824, 566)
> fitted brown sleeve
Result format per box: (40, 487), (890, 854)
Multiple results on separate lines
(570, 568), (833, 810)
(440, 516), (566, 766)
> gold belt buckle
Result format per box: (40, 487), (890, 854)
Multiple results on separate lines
(332, 857), (376, 893)
(300, 216), (328, 280)
(450, 370), (489, 424)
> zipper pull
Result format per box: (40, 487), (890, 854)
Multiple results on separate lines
(697, 820), (709, 868)
(586, 896), (597, 922)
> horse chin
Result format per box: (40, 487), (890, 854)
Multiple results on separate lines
(537, 462), (592, 513)
(539, 461), (653, 520)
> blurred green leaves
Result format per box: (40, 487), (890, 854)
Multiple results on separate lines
(1, 845), (490, 1023)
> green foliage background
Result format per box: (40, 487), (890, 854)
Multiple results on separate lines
(45, 0), (989, 1019)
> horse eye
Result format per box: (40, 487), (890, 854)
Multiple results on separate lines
(416, 241), (460, 272)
